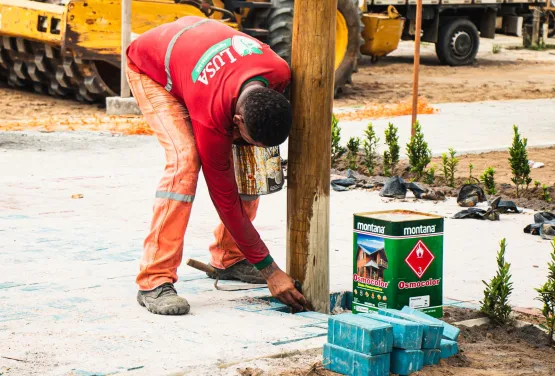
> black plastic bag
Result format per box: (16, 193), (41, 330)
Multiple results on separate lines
(380, 176), (426, 199)
(453, 207), (500, 221)
(494, 200), (521, 214)
(535, 212), (555, 223)
(380, 176), (407, 199)
(524, 211), (555, 240)
(331, 178), (356, 192)
(453, 197), (501, 221)
(457, 184), (486, 207)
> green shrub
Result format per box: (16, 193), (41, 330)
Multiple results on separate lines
(480, 167), (497, 195)
(441, 148), (458, 188)
(406, 121), (432, 180)
(331, 114), (346, 167)
(383, 123), (400, 177)
(508, 125), (532, 197)
(346, 137), (361, 170)
(542, 185), (552, 203)
(481, 238), (513, 325)
(535, 240), (555, 346)
(424, 166), (436, 185)
(465, 163), (479, 184)
(362, 123), (380, 175)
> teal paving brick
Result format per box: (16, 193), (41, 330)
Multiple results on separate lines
(401, 306), (460, 341)
(378, 309), (443, 349)
(294, 311), (329, 322)
(440, 339), (458, 359)
(390, 349), (424, 375)
(328, 313), (393, 355)
(422, 349), (441, 366)
(323, 343), (390, 376)
(361, 313), (423, 350)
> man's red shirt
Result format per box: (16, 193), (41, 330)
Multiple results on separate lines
(127, 16), (290, 268)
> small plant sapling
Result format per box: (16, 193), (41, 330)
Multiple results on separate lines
(481, 238), (513, 325)
(465, 163), (478, 184)
(331, 114), (346, 167)
(508, 125), (532, 197)
(362, 123), (380, 175)
(543, 184), (552, 203)
(535, 240), (555, 346)
(441, 148), (458, 188)
(406, 121), (432, 180)
(346, 137), (361, 171)
(480, 167), (497, 195)
(383, 123), (400, 176)
(424, 166), (436, 185)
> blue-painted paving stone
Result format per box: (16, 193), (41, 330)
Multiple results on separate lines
(401, 306), (460, 341)
(361, 313), (423, 350)
(294, 311), (329, 322)
(390, 349), (424, 375)
(422, 349), (441, 365)
(378, 309), (443, 349)
(323, 343), (390, 376)
(440, 339), (459, 359)
(328, 313), (393, 355)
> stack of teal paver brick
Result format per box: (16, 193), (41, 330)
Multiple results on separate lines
(323, 306), (460, 376)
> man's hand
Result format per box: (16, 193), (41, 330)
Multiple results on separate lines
(260, 261), (307, 311)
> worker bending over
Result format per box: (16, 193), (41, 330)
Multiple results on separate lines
(127, 16), (306, 315)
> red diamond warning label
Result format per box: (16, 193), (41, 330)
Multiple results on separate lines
(405, 240), (435, 279)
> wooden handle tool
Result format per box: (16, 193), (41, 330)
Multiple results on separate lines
(186, 258), (217, 275)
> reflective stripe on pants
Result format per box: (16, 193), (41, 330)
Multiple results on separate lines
(127, 62), (260, 290)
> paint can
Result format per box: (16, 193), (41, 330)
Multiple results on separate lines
(353, 210), (444, 318)
(232, 144), (284, 195)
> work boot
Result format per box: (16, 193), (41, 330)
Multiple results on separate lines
(137, 283), (190, 315)
(206, 260), (266, 284)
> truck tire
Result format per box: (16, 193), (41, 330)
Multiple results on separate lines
(267, 0), (362, 96)
(435, 19), (480, 66)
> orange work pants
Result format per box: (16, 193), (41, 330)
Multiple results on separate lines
(127, 64), (259, 291)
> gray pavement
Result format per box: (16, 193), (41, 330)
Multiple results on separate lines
(341, 98), (555, 156)
(1, 115), (554, 374)
(284, 98), (555, 158)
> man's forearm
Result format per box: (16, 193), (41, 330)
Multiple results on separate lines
(260, 261), (280, 280)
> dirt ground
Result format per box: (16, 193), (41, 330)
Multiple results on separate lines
(334, 57), (555, 108)
(333, 37), (555, 108)
(1, 40), (554, 125)
(332, 146), (555, 211)
(441, 148), (555, 188)
(0, 82), (105, 121)
(233, 307), (555, 376)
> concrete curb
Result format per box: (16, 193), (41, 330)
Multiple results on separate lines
(106, 96), (142, 116)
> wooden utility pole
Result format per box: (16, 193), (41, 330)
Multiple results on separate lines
(287, 0), (336, 313)
(121, 0), (132, 98)
(411, 0), (423, 136)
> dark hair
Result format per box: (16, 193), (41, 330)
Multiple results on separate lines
(243, 87), (292, 147)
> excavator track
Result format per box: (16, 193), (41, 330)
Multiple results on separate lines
(0, 36), (117, 102)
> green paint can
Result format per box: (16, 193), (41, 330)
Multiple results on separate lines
(352, 210), (444, 318)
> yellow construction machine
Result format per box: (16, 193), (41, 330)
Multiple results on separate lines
(0, 0), (404, 102)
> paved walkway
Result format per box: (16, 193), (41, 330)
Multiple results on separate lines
(1, 119), (553, 374)
(286, 98), (555, 158)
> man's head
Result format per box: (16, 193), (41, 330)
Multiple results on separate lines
(233, 87), (292, 147)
